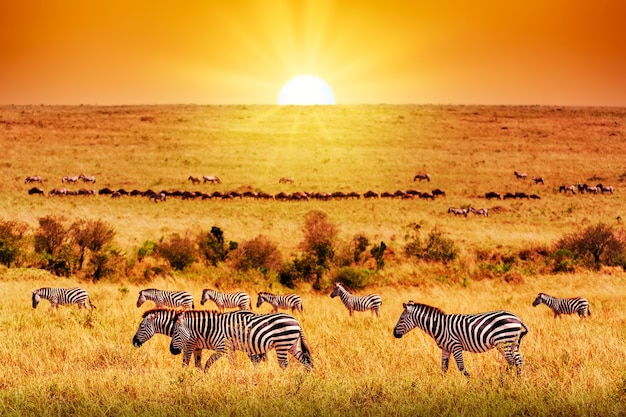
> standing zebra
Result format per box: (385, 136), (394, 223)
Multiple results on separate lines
(532, 293), (591, 319)
(169, 310), (312, 371)
(131, 308), (264, 369)
(393, 301), (528, 377)
(32, 287), (95, 309)
(136, 288), (194, 310)
(200, 289), (251, 313)
(330, 282), (382, 317)
(256, 292), (303, 313)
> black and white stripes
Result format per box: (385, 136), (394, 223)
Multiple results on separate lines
(32, 287), (94, 309)
(200, 289), (251, 313)
(256, 292), (303, 313)
(330, 282), (382, 317)
(532, 293), (591, 319)
(393, 301), (528, 376)
(136, 288), (195, 310)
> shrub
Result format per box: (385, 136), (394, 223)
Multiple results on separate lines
(554, 223), (626, 270)
(405, 226), (458, 265)
(333, 267), (375, 290)
(299, 210), (338, 270)
(228, 235), (282, 275)
(0, 219), (29, 267)
(137, 240), (157, 262)
(34, 216), (75, 276)
(352, 234), (370, 264)
(156, 232), (197, 271)
(70, 219), (116, 270)
(370, 241), (387, 270)
(278, 254), (319, 289)
(198, 226), (235, 266)
(87, 247), (125, 282)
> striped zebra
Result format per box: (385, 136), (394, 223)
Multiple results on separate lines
(256, 292), (303, 313)
(32, 287), (95, 309)
(330, 282), (382, 317)
(131, 308), (265, 369)
(200, 289), (251, 313)
(169, 310), (312, 371)
(532, 293), (591, 319)
(136, 288), (194, 309)
(393, 301), (528, 377)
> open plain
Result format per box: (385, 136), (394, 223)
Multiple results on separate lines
(0, 104), (625, 416)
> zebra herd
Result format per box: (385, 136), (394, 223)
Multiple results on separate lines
(30, 285), (591, 377)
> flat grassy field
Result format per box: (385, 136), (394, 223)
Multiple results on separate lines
(0, 105), (625, 416)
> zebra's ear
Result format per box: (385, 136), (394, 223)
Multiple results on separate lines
(175, 310), (186, 324)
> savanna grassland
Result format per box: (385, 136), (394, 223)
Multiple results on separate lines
(0, 104), (625, 416)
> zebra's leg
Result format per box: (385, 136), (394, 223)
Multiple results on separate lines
(276, 351), (289, 369)
(289, 341), (312, 371)
(182, 347), (193, 367)
(441, 350), (451, 375)
(349, 309), (354, 317)
(193, 348), (203, 369)
(451, 347), (470, 377)
(248, 353), (267, 366)
(204, 351), (225, 372)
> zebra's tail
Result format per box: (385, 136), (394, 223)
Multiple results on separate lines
(88, 296), (97, 310)
(519, 321), (529, 342)
(299, 330), (313, 369)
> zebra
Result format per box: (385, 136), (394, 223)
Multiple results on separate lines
(24, 175), (43, 184)
(131, 308), (265, 369)
(514, 171), (527, 180)
(330, 282), (382, 317)
(78, 174), (96, 183)
(469, 207), (488, 217)
(278, 176), (294, 184)
(413, 173), (431, 182)
(200, 289), (251, 313)
(532, 293), (591, 319)
(393, 301), (528, 377)
(256, 292), (303, 313)
(32, 287), (95, 309)
(169, 310), (312, 371)
(136, 288), (194, 310)
(203, 175), (221, 184)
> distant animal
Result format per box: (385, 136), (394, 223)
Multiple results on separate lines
(24, 176), (42, 184)
(413, 173), (430, 182)
(150, 192), (167, 202)
(393, 301), (528, 377)
(432, 188), (446, 197)
(48, 188), (68, 196)
(203, 175), (221, 184)
(32, 287), (95, 310)
(330, 282), (382, 317)
(169, 310), (312, 371)
(532, 293), (591, 319)
(256, 292), (303, 313)
(363, 190), (379, 199)
(279, 177), (295, 184)
(136, 288), (194, 310)
(532, 176), (544, 185)
(98, 187), (114, 195)
(530, 194), (541, 199)
(515, 192), (530, 199)
(188, 176), (201, 184)
(78, 174), (96, 183)
(469, 207), (488, 216)
(28, 187), (44, 196)
(559, 185), (576, 194)
(514, 171), (527, 180)
(200, 289), (251, 313)
(77, 188), (95, 196)
(419, 192), (435, 200)
(596, 183), (614, 194)
(485, 191), (501, 200)
(61, 176), (79, 184)
(447, 207), (468, 217)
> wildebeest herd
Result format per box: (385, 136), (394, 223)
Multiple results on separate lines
(31, 283), (591, 377)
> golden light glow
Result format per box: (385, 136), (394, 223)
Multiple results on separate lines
(278, 75), (335, 105)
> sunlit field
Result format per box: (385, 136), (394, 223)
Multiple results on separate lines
(1, 105), (625, 416)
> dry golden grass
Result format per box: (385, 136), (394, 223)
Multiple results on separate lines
(1, 105), (626, 416)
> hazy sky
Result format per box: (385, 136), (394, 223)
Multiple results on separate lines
(2, 0), (625, 106)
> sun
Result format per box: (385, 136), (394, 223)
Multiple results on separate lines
(278, 75), (335, 105)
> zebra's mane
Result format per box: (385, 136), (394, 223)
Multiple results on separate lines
(409, 302), (446, 316)
(258, 291), (273, 296)
(141, 307), (179, 318)
(336, 282), (353, 294)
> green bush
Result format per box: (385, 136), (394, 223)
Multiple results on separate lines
(70, 219), (116, 270)
(228, 235), (282, 275)
(156, 233), (197, 271)
(0, 219), (29, 267)
(299, 210), (338, 270)
(554, 223), (626, 270)
(405, 226), (458, 265)
(333, 267), (375, 290)
(198, 226), (235, 266)
(278, 254), (319, 289)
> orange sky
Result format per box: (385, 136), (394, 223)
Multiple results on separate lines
(2, 0), (625, 106)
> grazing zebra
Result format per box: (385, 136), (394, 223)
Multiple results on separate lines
(62, 176), (79, 184)
(596, 183), (614, 194)
(532, 176), (545, 185)
(514, 171), (527, 180)
(131, 308), (265, 369)
(136, 288), (194, 310)
(447, 207), (468, 217)
(559, 185), (576, 194)
(78, 174), (96, 183)
(413, 173), (430, 182)
(532, 293), (591, 319)
(32, 287), (95, 309)
(201, 289), (251, 313)
(187, 175), (201, 184)
(469, 207), (488, 216)
(256, 292), (303, 313)
(24, 175), (43, 184)
(330, 282), (382, 317)
(203, 175), (221, 184)
(279, 176), (294, 184)
(393, 301), (528, 377)
(169, 310), (312, 371)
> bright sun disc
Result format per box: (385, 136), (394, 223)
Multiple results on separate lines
(278, 75), (335, 105)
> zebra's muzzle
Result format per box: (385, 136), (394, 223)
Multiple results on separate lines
(132, 337), (143, 348)
(393, 330), (404, 339)
(170, 345), (182, 355)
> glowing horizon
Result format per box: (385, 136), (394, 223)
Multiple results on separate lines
(1, 1), (626, 106)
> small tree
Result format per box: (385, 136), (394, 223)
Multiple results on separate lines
(198, 226), (235, 266)
(0, 219), (29, 267)
(370, 241), (387, 270)
(70, 219), (116, 270)
(228, 235), (282, 275)
(555, 223), (626, 269)
(34, 215), (75, 275)
(156, 232), (197, 271)
(352, 234), (370, 264)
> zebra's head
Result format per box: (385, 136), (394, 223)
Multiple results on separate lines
(200, 289), (214, 306)
(256, 292), (268, 308)
(169, 311), (191, 355)
(330, 282), (344, 298)
(393, 301), (417, 338)
(133, 309), (171, 347)
(532, 293), (546, 307)
(31, 290), (41, 309)
(136, 290), (147, 308)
